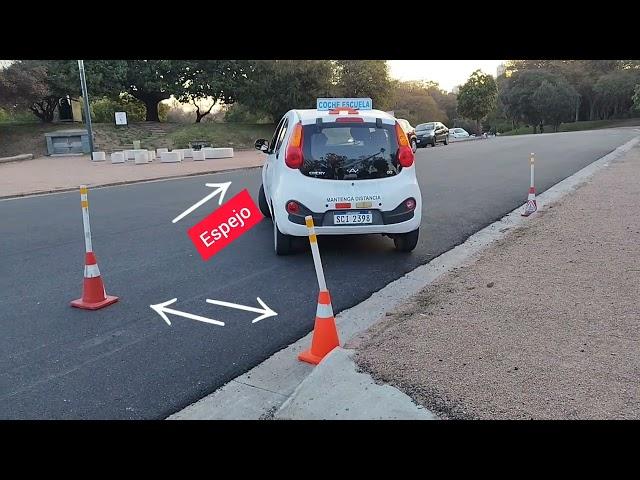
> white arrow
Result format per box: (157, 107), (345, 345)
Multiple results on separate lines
(150, 298), (225, 327)
(206, 297), (278, 323)
(171, 182), (232, 223)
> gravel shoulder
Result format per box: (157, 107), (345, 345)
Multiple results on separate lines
(351, 145), (640, 420)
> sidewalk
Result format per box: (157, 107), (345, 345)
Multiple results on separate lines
(350, 144), (640, 420)
(0, 150), (264, 198)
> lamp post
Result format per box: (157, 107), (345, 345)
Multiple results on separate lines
(77, 60), (94, 154)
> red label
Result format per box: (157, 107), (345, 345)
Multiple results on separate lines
(187, 189), (264, 261)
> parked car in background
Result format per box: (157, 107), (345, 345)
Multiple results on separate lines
(415, 122), (449, 147)
(397, 118), (417, 153)
(449, 127), (471, 139)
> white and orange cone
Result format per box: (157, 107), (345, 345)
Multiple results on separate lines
(298, 216), (340, 365)
(522, 153), (537, 217)
(299, 289), (340, 365)
(70, 185), (118, 310)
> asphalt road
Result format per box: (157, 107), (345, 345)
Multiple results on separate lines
(1, 128), (637, 419)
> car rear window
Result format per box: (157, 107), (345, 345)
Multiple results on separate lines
(300, 122), (401, 180)
(416, 123), (435, 131)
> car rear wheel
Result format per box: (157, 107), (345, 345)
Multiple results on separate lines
(273, 216), (293, 255)
(431, 138), (437, 147)
(410, 138), (417, 153)
(258, 184), (271, 218)
(394, 228), (419, 252)
(444, 135), (449, 145)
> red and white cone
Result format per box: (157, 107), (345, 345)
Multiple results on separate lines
(522, 187), (537, 216)
(298, 216), (340, 365)
(71, 251), (118, 310)
(522, 153), (538, 217)
(70, 185), (118, 310)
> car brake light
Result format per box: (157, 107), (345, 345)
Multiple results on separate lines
(328, 107), (359, 115)
(336, 117), (364, 123)
(395, 122), (414, 167)
(285, 123), (304, 169)
(286, 201), (300, 214)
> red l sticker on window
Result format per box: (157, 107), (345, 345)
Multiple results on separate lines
(187, 189), (264, 261)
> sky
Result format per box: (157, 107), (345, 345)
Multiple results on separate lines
(388, 60), (505, 92)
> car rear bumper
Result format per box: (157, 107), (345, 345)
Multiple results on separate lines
(279, 215), (421, 236)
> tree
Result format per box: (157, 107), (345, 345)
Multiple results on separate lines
(633, 84), (640, 113)
(457, 70), (497, 133)
(0, 61), (53, 121)
(532, 79), (579, 132)
(389, 81), (447, 125)
(174, 60), (250, 123)
(236, 60), (334, 122)
(332, 60), (392, 111)
(0, 60), (128, 122)
(120, 60), (182, 122)
(593, 70), (640, 119)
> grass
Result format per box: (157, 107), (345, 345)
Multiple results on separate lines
(0, 121), (277, 158)
(167, 123), (276, 149)
(501, 117), (640, 136)
(0, 122), (70, 157)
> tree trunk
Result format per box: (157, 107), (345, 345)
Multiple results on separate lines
(533, 125), (538, 134)
(575, 98), (580, 122)
(143, 98), (160, 122)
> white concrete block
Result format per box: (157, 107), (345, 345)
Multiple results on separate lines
(134, 150), (149, 164)
(192, 150), (205, 161)
(157, 148), (169, 156)
(111, 152), (125, 164)
(203, 147), (234, 159)
(148, 150), (156, 162)
(124, 149), (136, 160)
(181, 148), (194, 158)
(160, 151), (182, 163)
(91, 151), (106, 161)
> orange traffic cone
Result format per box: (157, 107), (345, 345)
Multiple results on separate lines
(71, 251), (119, 310)
(298, 289), (340, 365)
(70, 185), (118, 310)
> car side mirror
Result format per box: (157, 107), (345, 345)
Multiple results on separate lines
(255, 139), (269, 153)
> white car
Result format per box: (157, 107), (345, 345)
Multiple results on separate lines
(449, 127), (471, 139)
(255, 99), (423, 255)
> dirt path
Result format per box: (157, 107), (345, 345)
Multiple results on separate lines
(353, 146), (640, 420)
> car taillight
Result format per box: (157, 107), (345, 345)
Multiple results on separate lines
(395, 122), (414, 167)
(285, 123), (304, 169)
(405, 198), (416, 211)
(286, 201), (300, 214)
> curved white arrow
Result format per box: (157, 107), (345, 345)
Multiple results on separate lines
(171, 182), (232, 223)
(150, 298), (225, 327)
(206, 297), (278, 323)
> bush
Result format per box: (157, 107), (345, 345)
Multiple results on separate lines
(224, 103), (272, 124)
(0, 106), (38, 124)
(91, 94), (146, 123)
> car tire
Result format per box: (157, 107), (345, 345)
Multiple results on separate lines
(410, 138), (417, 153)
(394, 228), (419, 252)
(431, 138), (437, 147)
(444, 135), (449, 145)
(273, 216), (293, 255)
(258, 184), (271, 218)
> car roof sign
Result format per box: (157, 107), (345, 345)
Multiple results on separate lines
(316, 98), (373, 111)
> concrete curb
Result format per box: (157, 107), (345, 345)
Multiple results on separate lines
(274, 347), (436, 420)
(0, 153), (33, 164)
(168, 135), (639, 420)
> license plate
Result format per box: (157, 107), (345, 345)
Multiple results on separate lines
(334, 211), (373, 225)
